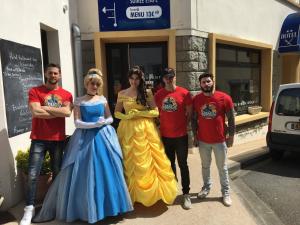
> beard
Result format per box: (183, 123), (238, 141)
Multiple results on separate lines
(47, 79), (59, 85)
(200, 84), (214, 93)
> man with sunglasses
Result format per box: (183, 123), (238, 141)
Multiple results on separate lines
(20, 63), (73, 225)
(154, 68), (193, 210)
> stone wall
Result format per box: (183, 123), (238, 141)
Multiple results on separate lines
(175, 36), (209, 94)
(176, 35), (209, 147)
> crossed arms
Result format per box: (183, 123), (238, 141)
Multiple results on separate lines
(29, 101), (72, 119)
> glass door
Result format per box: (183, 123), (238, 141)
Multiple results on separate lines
(106, 42), (167, 110)
(129, 43), (167, 90)
(106, 44), (129, 107)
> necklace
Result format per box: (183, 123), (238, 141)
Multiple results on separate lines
(87, 93), (96, 96)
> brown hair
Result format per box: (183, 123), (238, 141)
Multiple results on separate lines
(45, 63), (61, 73)
(198, 73), (214, 82)
(128, 66), (147, 106)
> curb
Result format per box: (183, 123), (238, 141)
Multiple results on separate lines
(228, 147), (270, 178)
(229, 146), (285, 225)
(232, 178), (284, 225)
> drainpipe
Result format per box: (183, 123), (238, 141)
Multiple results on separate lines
(72, 23), (84, 97)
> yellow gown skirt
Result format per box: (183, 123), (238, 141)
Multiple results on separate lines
(117, 117), (177, 206)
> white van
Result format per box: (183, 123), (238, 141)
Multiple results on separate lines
(267, 83), (300, 160)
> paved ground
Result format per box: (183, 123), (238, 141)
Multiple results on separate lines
(233, 152), (300, 225)
(1, 139), (268, 225)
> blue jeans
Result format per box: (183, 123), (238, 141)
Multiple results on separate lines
(198, 141), (230, 196)
(26, 140), (64, 205)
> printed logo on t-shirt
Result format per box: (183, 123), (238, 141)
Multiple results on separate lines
(44, 94), (62, 108)
(201, 103), (217, 119)
(162, 97), (177, 112)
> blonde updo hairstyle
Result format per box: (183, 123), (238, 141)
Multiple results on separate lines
(84, 68), (103, 95)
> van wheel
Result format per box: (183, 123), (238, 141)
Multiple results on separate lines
(269, 148), (284, 160)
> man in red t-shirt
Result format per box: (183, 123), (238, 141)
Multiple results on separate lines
(20, 63), (73, 225)
(192, 73), (235, 207)
(154, 68), (192, 210)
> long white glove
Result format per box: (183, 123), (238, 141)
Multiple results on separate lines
(74, 116), (113, 129)
(104, 116), (113, 125)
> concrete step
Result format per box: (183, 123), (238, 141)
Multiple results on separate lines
(228, 138), (269, 178)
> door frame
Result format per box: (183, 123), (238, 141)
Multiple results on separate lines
(93, 29), (176, 97)
(105, 42), (168, 107)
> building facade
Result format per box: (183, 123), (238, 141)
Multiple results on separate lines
(74, 0), (299, 144)
(0, 0), (76, 210)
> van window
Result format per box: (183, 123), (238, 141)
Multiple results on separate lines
(276, 88), (300, 116)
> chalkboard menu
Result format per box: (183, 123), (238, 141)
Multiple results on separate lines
(0, 39), (43, 137)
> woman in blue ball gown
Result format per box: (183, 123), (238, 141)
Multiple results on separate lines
(33, 68), (133, 224)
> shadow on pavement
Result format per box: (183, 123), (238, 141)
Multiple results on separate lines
(243, 152), (300, 178)
(93, 215), (126, 225)
(125, 201), (168, 219)
(0, 211), (17, 224)
(172, 193), (223, 206)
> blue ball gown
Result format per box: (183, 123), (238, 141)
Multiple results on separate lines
(33, 97), (133, 223)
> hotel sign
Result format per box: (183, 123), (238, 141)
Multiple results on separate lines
(98, 0), (170, 31)
(278, 13), (300, 53)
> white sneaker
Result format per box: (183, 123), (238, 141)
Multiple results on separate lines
(223, 195), (232, 207)
(0, 195), (4, 207)
(182, 194), (192, 210)
(20, 205), (35, 225)
(197, 188), (210, 199)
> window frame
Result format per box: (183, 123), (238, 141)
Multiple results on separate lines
(216, 43), (262, 115)
(209, 33), (273, 125)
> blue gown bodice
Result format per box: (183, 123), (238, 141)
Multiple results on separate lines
(80, 102), (105, 123)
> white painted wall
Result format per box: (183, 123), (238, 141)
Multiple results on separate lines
(0, 0), (76, 210)
(191, 0), (299, 49)
(73, 0), (100, 40)
(170, 0), (192, 31)
(74, 0), (298, 45)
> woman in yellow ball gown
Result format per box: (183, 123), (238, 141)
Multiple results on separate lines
(114, 66), (177, 207)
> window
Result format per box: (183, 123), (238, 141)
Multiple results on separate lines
(40, 24), (60, 84)
(216, 44), (261, 115)
(276, 88), (300, 116)
(40, 29), (49, 68)
(40, 24), (60, 69)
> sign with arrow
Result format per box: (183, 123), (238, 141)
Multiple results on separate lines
(98, 0), (170, 31)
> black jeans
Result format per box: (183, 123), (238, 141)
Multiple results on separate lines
(162, 135), (190, 194)
(26, 139), (64, 205)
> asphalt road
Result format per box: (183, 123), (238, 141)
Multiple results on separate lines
(232, 152), (300, 225)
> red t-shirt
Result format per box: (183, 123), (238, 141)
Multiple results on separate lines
(193, 91), (234, 143)
(28, 85), (73, 141)
(155, 86), (192, 138)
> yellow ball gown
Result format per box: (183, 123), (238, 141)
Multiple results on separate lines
(115, 93), (177, 207)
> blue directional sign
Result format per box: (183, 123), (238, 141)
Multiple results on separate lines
(98, 0), (170, 31)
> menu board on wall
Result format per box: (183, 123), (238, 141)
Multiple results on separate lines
(0, 39), (43, 137)
(98, 0), (170, 31)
